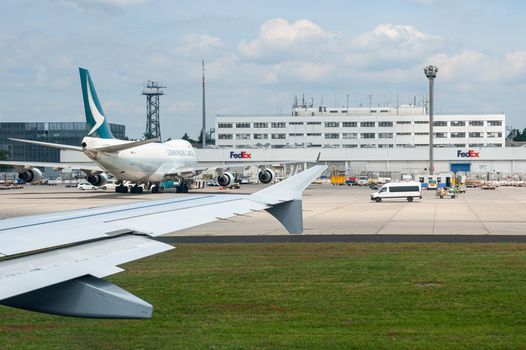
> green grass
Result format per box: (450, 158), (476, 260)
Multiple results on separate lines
(2, 243), (526, 349)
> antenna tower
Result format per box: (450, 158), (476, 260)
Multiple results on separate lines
(142, 80), (165, 140)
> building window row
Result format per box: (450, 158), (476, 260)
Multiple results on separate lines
(219, 131), (503, 141)
(219, 119), (503, 129)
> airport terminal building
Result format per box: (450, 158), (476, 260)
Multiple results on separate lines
(0, 122), (126, 162)
(197, 105), (523, 177)
(215, 106), (506, 149)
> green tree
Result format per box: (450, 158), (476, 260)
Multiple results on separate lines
(511, 128), (526, 142)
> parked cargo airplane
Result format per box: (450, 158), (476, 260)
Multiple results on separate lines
(1, 68), (282, 193)
(0, 164), (326, 319)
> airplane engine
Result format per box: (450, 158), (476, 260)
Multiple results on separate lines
(258, 168), (276, 184)
(18, 168), (43, 184)
(217, 172), (234, 187)
(87, 173), (108, 187)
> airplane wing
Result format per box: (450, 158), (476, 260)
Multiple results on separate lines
(0, 165), (326, 319)
(92, 138), (159, 153)
(8, 138), (84, 151)
(0, 160), (103, 173)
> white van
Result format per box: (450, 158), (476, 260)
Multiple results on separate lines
(371, 182), (422, 202)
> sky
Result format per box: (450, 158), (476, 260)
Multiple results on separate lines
(1, 0), (525, 139)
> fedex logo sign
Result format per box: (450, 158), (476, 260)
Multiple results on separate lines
(230, 151), (252, 159)
(457, 150), (480, 158)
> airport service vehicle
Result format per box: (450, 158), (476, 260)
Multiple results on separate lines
(0, 165), (326, 319)
(330, 175), (346, 186)
(427, 177), (438, 190)
(239, 177), (251, 185)
(77, 182), (97, 190)
(377, 177), (391, 184)
(357, 176), (369, 186)
(207, 179), (220, 186)
(0, 68), (285, 194)
(346, 176), (357, 186)
(371, 182), (422, 202)
(100, 180), (117, 191)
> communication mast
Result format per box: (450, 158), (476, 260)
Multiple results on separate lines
(142, 81), (165, 140)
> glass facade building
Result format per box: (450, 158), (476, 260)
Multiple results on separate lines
(0, 122), (126, 162)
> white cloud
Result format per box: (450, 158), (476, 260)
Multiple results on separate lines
(173, 34), (224, 57)
(354, 24), (440, 49)
(429, 49), (526, 83)
(349, 24), (444, 68)
(238, 18), (333, 61)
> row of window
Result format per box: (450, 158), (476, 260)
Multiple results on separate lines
(218, 131), (504, 140)
(218, 120), (503, 129)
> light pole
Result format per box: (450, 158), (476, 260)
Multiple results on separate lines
(424, 65), (438, 175)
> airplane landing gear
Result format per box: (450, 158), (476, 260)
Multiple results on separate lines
(115, 184), (128, 193)
(130, 185), (143, 194)
(175, 182), (189, 193)
(151, 183), (164, 193)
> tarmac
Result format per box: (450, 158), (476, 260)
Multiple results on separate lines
(0, 183), (525, 241)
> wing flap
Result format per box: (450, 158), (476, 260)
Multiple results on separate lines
(0, 235), (172, 300)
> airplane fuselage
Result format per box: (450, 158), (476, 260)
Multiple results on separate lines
(82, 137), (198, 182)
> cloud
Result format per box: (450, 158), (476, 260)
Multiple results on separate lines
(172, 34), (224, 57)
(238, 18), (334, 62)
(354, 24), (442, 50)
(429, 49), (526, 84)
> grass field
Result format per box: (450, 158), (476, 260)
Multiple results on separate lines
(1, 243), (526, 349)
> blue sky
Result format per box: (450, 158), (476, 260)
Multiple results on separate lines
(1, 0), (525, 139)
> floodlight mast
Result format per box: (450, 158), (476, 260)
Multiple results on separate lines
(424, 65), (438, 175)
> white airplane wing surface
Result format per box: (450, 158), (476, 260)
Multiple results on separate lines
(0, 165), (326, 319)
(0, 160), (102, 173)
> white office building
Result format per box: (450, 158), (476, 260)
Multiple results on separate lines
(215, 105), (505, 149)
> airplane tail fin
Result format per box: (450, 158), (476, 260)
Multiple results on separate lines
(79, 68), (115, 139)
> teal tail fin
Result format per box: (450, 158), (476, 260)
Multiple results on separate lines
(79, 68), (115, 139)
